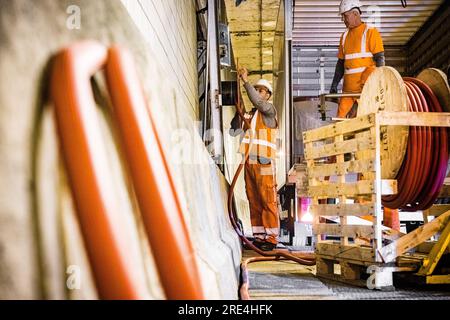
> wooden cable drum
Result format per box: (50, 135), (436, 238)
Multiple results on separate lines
(417, 68), (450, 113)
(418, 69), (450, 179)
(356, 66), (409, 179)
(356, 66), (450, 210)
(356, 67), (450, 211)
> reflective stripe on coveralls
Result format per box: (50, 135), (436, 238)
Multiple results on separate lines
(239, 110), (278, 159)
(244, 160), (279, 244)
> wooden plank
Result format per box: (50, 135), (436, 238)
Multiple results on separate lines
(315, 272), (367, 288)
(336, 134), (348, 246)
(305, 134), (374, 160)
(377, 111), (450, 127)
(417, 219), (450, 276)
(372, 123), (383, 260)
(426, 204), (450, 217)
(313, 224), (374, 239)
(303, 113), (375, 143)
(308, 179), (397, 197)
(306, 140), (321, 245)
(341, 261), (362, 280)
(316, 257), (334, 275)
(316, 243), (375, 262)
(416, 241), (450, 255)
(437, 185), (450, 198)
(310, 203), (375, 217)
(307, 158), (375, 178)
(426, 275), (450, 284)
(379, 209), (450, 263)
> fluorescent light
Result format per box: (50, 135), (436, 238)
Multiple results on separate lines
(301, 210), (313, 223)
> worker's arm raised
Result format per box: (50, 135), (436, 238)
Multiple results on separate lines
(243, 82), (276, 116)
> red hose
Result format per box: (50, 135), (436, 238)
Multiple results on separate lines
(240, 256), (286, 300)
(382, 77), (449, 210)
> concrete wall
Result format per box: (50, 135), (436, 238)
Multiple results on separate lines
(0, 0), (241, 299)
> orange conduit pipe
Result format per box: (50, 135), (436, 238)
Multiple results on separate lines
(50, 42), (147, 299)
(51, 41), (203, 300)
(105, 46), (204, 300)
(229, 65), (315, 299)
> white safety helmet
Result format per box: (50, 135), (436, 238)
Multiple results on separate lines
(254, 79), (273, 95)
(339, 0), (363, 15)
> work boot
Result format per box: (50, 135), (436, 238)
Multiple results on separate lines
(253, 241), (277, 251)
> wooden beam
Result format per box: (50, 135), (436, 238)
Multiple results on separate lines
(336, 134), (349, 246)
(303, 114), (375, 143)
(306, 140), (321, 245)
(424, 204), (450, 217)
(310, 203), (375, 217)
(313, 224), (374, 239)
(417, 219), (450, 276)
(416, 241), (450, 255)
(308, 179), (397, 197)
(305, 133), (374, 160)
(307, 158), (375, 178)
(377, 112), (450, 127)
(426, 275), (450, 284)
(316, 243), (375, 262)
(379, 209), (450, 263)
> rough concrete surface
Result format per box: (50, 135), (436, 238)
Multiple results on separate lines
(0, 0), (241, 299)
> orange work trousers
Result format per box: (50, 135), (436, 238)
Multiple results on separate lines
(244, 160), (279, 244)
(338, 66), (376, 118)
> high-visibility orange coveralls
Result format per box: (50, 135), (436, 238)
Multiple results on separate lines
(239, 110), (279, 245)
(337, 23), (384, 117)
(337, 23), (400, 230)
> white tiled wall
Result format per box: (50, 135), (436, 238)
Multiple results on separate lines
(121, 0), (198, 118)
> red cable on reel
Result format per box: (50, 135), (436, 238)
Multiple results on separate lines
(382, 77), (449, 211)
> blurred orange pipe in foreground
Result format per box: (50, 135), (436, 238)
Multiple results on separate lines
(50, 41), (203, 299)
(105, 46), (204, 300)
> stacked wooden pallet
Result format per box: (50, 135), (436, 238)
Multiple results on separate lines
(303, 111), (450, 289)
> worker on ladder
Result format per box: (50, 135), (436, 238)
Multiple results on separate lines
(330, 0), (386, 118)
(229, 67), (280, 251)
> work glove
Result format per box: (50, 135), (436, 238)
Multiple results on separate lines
(330, 86), (337, 94)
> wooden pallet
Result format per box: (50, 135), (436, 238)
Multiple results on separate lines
(302, 111), (450, 289)
(314, 242), (379, 288)
(316, 255), (377, 288)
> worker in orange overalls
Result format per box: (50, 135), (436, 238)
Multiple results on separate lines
(330, 0), (386, 118)
(331, 1), (399, 231)
(229, 67), (279, 251)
